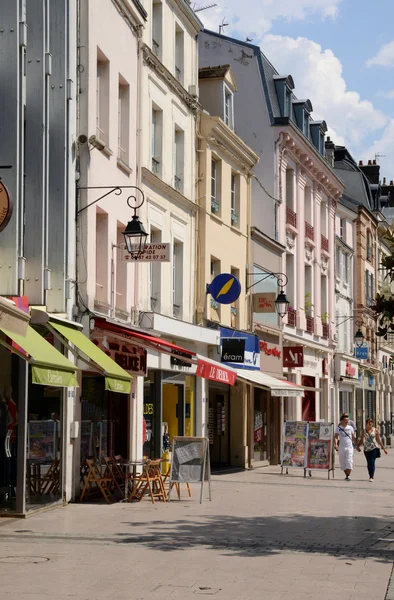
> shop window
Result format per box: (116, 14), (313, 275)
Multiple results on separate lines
(117, 76), (130, 166)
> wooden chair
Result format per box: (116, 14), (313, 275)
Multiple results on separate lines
(128, 459), (167, 504)
(111, 455), (127, 488)
(162, 464), (192, 500)
(80, 458), (113, 504)
(102, 456), (123, 494)
(40, 458), (61, 495)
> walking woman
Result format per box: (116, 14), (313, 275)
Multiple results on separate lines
(335, 414), (359, 480)
(358, 419), (388, 482)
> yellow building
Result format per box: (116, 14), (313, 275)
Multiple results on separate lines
(196, 66), (259, 467)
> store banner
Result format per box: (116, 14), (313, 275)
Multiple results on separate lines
(221, 338), (245, 363)
(219, 326), (260, 370)
(196, 359), (237, 386)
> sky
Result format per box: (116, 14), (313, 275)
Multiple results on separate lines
(195, 0), (394, 180)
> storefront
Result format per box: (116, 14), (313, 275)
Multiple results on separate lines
(0, 303), (79, 516)
(335, 355), (359, 427)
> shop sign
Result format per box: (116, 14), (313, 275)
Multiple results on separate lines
(252, 292), (276, 313)
(322, 358), (328, 376)
(283, 346), (304, 368)
(219, 326), (260, 370)
(196, 359), (237, 386)
(221, 338), (245, 363)
(338, 358), (359, 380)
(96, 338), (147, 375)
(260, 340), (281, 360)
(207, 273), (242, 305)
(355, 343), (369, 360)
(170, 350), (193, 368)
(122, 242), (170, 262)
(0, 180), (13, 233)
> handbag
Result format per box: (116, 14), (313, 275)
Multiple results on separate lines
(365, 429), (381, 458)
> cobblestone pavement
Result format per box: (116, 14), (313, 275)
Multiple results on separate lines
(1, 452), (394, 600)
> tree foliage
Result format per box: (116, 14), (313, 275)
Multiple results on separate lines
(371, 232), (394, 338)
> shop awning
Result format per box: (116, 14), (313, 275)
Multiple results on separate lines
(93, 319), (197, 357)
(196, 355), (237, 386)
(50, 322), (132, 394)
(0, 325), (79, 387)
(235, 369), (305, 397)
(0, 296), (29, 336)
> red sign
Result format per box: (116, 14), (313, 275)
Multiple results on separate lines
(322, 358), (328, 376)
(93, 336), (147, 376)
(260, 341), (281, 360)
(345, 361), (356, 377)
(283, 346), (304, 368)
(196, 359), (237, 386)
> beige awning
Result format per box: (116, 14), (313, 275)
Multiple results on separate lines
(0, 296), (29, 336)
(235, 369), (305, 397)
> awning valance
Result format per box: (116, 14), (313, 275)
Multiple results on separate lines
(196, 355), (237, 386)
(0, 325), (79, 388)
(0, 296), (29, 336)
(50, 322), (132, 395)
(235, 369), (304, 397)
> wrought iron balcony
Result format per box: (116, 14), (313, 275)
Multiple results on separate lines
(286, 206), (297, 228)
(306, 315), (315, 334)
(287, 309), (296, 327)
(322, 323), (329, 339)
(211, 198), (220, 214)
(321, 234), (329, 252)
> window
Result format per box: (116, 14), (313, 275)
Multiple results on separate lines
(95, 210), (109, 307)
(210, 257), (221, 315)
(150, 228), (162, 311)
(152, 106), (163, 175)
(367, 231), (373, 262)
(211, 159), (221, 214)
(175, 24), (184, 84)
(96, 49), (109, 145)
(336, 248), (343, 280)
(224, 87), (233, 129)
(115, 224), (127, 316)
(152, 0), (162, 58)
(117, 77), (130, 165)
(174, 126), (184, 192)
(173, 240), (183, 317)
(231, 173), (240, 226)
(285, 90), (291, 117)
(365, 270), (374, 307)
(303, 112), (309, 137)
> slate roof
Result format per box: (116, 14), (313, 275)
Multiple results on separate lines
(334, 147), (374, 212)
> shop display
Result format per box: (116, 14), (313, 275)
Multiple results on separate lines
(208, 407), (214, 444)
(216, 401), (226, 436)
(28, 420), (57, 462)
(281, 421), (335, 475)
(281, 421), (308, 468)
(306, 422), (333, 470)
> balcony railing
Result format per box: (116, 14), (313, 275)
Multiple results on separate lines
(152, 157), (160, 174)
(287, 309), (296, 327)
(322, 323), (329, 339)
(231, 210), (238, 225)
(306, 315), (315, 334)
(305, 221), (314, 242)
(211, 198), (220, 214)
(286, 206), (297, 228)
(321, 234), (329, 252)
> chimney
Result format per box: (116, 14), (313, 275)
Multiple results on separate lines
(383, 177), (387, 185)
(325, 136), (335, 167)
(359, 160), (363, 166)
(359, 159), (380, 184)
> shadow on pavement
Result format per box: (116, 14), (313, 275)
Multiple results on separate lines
(118, 513), (394, 562)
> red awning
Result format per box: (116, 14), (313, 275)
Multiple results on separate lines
(93, 319), (196, 357)
(196, 357), (237, 386)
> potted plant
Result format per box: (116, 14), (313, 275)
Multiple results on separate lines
(305, 292), (314, 316)
(321, 312), (329, 324)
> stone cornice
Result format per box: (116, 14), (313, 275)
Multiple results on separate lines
(142, 167), (198, 213)
(168, 0), (203, 34)
(281, 130), (344, 202)
(204, 116), (259, 171)
(111, 0), (147, 31)
(142, 44), (199, 114)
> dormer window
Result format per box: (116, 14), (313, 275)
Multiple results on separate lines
(303, 112), (309, 137)
(224, 86), (234, 129)
(285, 90), (292, 118)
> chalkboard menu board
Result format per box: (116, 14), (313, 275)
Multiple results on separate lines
(169, 436), (211, 503)
(28, 420), (57, 462)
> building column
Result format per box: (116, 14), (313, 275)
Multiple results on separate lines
(296, 168), (307, 331)
(313, 185), (322, 337)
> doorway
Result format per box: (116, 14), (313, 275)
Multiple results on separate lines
(209, 388), (230, 466)
(301, 375), (316, 421)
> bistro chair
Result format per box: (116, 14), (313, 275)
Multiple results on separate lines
(128, 459), (167, 504)
(102, 456), (123, 495)
(162, 463), (192, 500)
(80, 458), (114, 504)
(40, 458), (61, 495)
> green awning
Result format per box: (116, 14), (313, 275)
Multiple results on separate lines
(0, 325), (79, 388)
(50, 322), (132, 395)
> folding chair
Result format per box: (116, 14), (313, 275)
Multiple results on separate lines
(162, 463), (191, 500)
(40, 458), (61, 495)
(128, 459), (167, 504)
(80, 458), (114, 504)
(102, 456), (123, 494)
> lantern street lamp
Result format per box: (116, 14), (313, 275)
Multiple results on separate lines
(275, 289), (290, 318)
(354, 327), (365, 348)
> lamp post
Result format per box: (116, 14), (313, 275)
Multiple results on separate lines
(77, 185), (147, 259)
(246, 271), (290, 318)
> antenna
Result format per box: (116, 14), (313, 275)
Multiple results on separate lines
(193, 2), (217, 12)
(375, 152), (386, 163)
(219, 17), (229, 34)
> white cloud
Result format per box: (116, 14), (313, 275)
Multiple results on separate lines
(377, 90), (394, 99)
(367, 41), (394, 68)
(260, 35), (388, 147)
(199, 0), (342, 38)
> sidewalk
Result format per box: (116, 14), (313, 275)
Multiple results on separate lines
(0, 451), (393, 600)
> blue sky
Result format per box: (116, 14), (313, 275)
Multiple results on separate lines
(198, 0), (394, 179)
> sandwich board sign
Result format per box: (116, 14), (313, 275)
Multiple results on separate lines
(169, 436), (211, 503)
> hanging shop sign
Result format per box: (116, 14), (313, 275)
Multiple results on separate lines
(220, 326), (260, 370)
(283, 346), (304, 368)
(206, 273), (241, 305)
(355, 342), (369, 360)
(170, 350), (193, 369)
(221, 338), (245, 364)
(0, 180), (13, 233)
(122, 242), (170, 262)
(338, 358), (359, 380)
(252, 292), (276, 313)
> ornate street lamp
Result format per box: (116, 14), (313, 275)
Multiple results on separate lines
(275, 289), (290, 318)
(354, 327), (364, 348)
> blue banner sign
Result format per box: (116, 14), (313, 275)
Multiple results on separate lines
(355, 344), (369, 360)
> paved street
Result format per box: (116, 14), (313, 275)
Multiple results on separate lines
(1, 452), (394, 600)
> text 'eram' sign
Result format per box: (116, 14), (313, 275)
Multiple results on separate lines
(206, 273), (241, 305)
